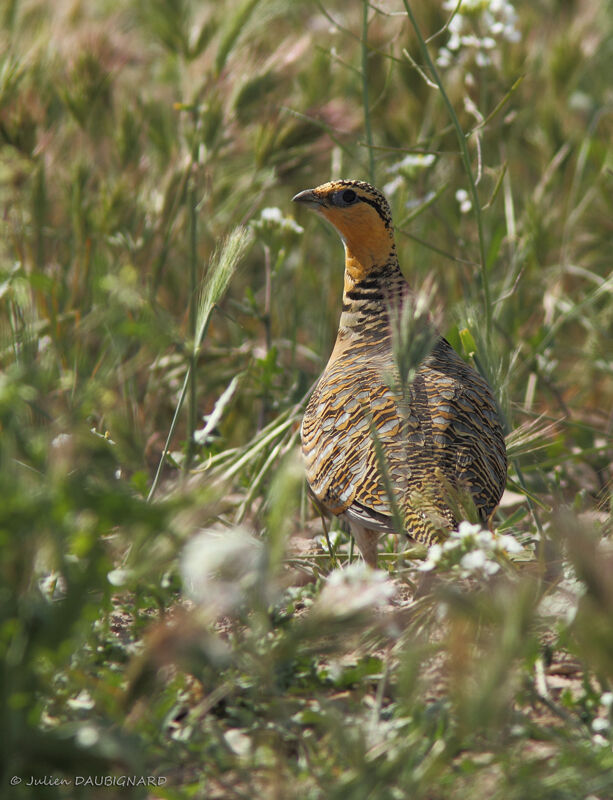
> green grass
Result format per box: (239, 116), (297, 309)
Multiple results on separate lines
(1, 0), (612, 797)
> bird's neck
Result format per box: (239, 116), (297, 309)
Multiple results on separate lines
(338, 244), (406, 336)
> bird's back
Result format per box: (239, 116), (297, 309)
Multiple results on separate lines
(301, 331), (507, 544)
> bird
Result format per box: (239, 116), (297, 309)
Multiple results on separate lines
(292, 179), (507, 568)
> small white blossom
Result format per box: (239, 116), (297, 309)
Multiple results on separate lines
(387, 153), (436, 173)
(150, 189), (164, 214)
(494, 533), (523, 554)
(455, 188), (472, 214)
(107, 568), (131, 587)
(438, 0), (520, 68)
(457, 520), (483, 538)
(67, 690), (95, 711)
(316, 562), (396, 615)
(51, 433), (72, 449)
(417, 521), (521, 576)
(76, 725), (100, 748)
(592, 717), (610, 733)
(418, 542), (443, 571)
(317, 529), (343, 552)
(260, 207), (283, 223)
(460, 548), (486, 570)
(461, 549), (500, 575)
(181, 527), (263, 614)
(253, 207), (304, 236)
(443, 536), (463, 552)
(462, 34), (484, 49)
(437, 47), (453, 68)
(404, 190), (436, 210)
(224, 728), (252, 757)
(601, 692), (613, 708)
(383, 176), (405, 197)
(38, 334), (52, 354)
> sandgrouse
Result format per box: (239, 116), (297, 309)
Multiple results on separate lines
(293, 179), (507, 567)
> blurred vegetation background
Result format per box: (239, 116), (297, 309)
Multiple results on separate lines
(0, 0), (612, 797)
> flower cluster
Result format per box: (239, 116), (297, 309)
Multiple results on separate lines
(419, 520), (522, 577)
(387, 153), (436, 174)
(316, 562), (397, 617)
(437, 0), (521, 69)
(317, 528), (343, 554)
(180, 526), (263, 615)
(455, 188), (472, 214)
(251, 206), (303, 238)
(592, 692), (613, 747)
(383, 154), (436, 197)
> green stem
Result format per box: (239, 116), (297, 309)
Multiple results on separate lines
(147, 312), (215, 503)
(148, 369), (189, 502)
(401, 0), (491, 338)
(362, 0), (376, 183)
(186, 136), (199, 472)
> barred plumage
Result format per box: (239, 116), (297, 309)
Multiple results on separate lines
(293, 180), (507, 567)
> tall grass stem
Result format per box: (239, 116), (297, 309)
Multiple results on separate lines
(187, 164), (198, 472)
(147, 227), (252, 501)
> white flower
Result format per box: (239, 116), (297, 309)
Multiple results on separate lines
(437, 0), (520, 68)
(107, 568), (131, 587)
(460, 549), (500, 575)
(67, 690), (95, 711)
(51, 433), (72, 449)
(253, 207), (304, 236)
(436, 47), (453, 67)
(224, 728), (252, 757)
(457, 520), (483, 539)
(455, 188), (472, 214)
(601, 692), (613, 708)
(181, 527), (263, 613)
(504, 25), (521, 43)
(443, 536), (463, 552)
(404, 190), (436, 211)
(417, 520), (520, 576)
(316, 562), (396, 614)
(76, 725), (100, 748)
(462, 34), (484, 49)
(494, 533), (523, 554)
(448, 32), (461, 51)
(418, 542), (443, 571)
(460, 549), (486, 570)
(592, 734), (608, 748)
(383, 176), (405, 197)
(260, 207), (283, 223)
(317, 529), (343, 552)
(387, 153), (436, 173)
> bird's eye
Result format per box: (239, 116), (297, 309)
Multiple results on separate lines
(332, 188), (358, 207)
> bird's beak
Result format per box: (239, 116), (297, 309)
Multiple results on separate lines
(292, 189), (325, 209)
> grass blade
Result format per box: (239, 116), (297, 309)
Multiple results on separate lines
(147, 227), (252, 501)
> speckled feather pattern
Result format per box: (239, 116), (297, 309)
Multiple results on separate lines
(294, 180), (507, 563)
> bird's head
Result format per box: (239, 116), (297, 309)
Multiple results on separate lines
(292, 180), (396, 278)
